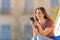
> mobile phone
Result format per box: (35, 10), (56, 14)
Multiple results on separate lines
(30, 17), (35, 22)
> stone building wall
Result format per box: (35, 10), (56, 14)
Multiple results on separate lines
(0, 0), (57, 40)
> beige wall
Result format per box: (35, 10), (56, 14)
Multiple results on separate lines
(0, 0), (53, 40)
(11, 0), (25, 16)
(0, 0), (1, 8)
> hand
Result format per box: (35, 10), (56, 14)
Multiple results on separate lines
(36, 21), (41, 28)
(33, 27), (39, 36)
(35, 21), (42, 33)
(31, 22), (39, 36)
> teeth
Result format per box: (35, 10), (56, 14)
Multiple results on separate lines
(39, 20), (41, 23)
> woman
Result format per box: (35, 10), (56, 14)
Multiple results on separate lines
(31, 7), (54, 40)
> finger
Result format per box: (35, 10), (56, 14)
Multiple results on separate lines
(32, 23), (37, 29)
(35, 22), (41, 27)
(34, 28), (39, 35)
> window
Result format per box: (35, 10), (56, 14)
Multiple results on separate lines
(0, 0), (2, 13)
(1, 25), (11, 40)
(51, 0), (58, 8)
(24, 0), (34, 14)
(2, 0), (10, 14)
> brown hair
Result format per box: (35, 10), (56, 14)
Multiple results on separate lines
(34, 7), (53, 21)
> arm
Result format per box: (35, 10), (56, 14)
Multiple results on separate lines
(36, 22), (54, 36)
(39, 26), (53, 36)
(31, 22), (40, 40)
(32, 23), (39, 36)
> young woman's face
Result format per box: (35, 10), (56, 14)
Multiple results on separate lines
(35, 9), (45, 20)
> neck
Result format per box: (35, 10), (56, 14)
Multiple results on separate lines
(39, 18), (46, 25)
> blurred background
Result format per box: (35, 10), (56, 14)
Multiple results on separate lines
(0, 0), (60, 40)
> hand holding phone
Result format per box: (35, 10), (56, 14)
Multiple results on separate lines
(30, 17), (35, 22)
